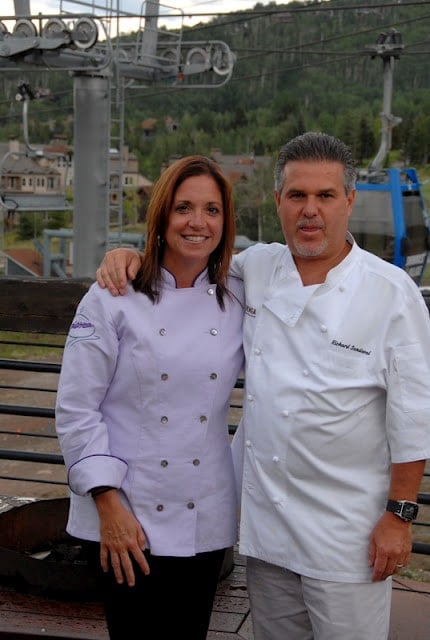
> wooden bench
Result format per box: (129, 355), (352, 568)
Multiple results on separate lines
(0, 277), (108, 639)
(0, 276), (239, 638)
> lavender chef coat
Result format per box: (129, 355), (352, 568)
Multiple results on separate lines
(55, 269), (244, 556)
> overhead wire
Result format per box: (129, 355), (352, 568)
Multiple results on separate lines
(175, 0), (430, 33)
(107, 7), (430, 101)
(0, 2), (429, 117)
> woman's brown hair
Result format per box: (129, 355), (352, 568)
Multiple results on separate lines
(133, 155), (236, 309)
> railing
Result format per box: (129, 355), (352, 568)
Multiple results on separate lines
(0, 356), (244, 486)
(0, 276), (429, 558)
(0, 277), (90, 499)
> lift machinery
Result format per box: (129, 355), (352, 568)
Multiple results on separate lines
(349, 29), (430, 286)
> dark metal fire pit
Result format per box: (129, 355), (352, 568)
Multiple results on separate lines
(0, 496), (99, 600)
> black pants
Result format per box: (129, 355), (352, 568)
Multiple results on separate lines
(87, 543), (226, 640)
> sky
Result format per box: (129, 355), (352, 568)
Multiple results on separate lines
(1, 0), (306, 37)
(1, 1), (300, 24)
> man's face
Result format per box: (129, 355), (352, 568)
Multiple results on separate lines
(274, 160), (355, 263)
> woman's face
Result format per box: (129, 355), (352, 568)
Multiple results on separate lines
(163, 174), (224, 276)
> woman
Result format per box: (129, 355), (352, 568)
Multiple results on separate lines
(55, 156), (244, 639)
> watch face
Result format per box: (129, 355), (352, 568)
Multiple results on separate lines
(402, 503), (419, 520)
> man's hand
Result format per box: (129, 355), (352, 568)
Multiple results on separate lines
(368, 512), (412, 581)
(96, 248), (142, 296)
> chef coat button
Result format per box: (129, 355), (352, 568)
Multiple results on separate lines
(161, 416), (168, 424)
(254, 348), (261, 355)
(210, 328), (218, 336)
(187, 502), (195, 509)
(210, 372), (217, 380)
(207, 287), (215, 295)
(339, 284), (345, 292)
(160, 459), (168, 467)
(161, 373), (168, 381)
(193, 459), (200, 466)
(156, 504), (164, 511)
(281, 409), (289, 417)
(245, 440), (251, 447)
(320, 324), (327, 333)
(272, 497), (281, 505)
(272, 456), (280, 463)
(247, 394), (254, 402)
(303, 369), (309, 376)
(199, 415), (207, 423)
(159, 328), (166, 336)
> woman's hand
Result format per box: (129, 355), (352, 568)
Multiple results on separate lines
(94, 489), (150, 586)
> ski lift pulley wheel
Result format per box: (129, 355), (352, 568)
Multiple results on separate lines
(212, 45), (232, 76)
(43, 18), (68, 38)
(160, 47), (178, 65)
(185, 47), (209, 67)
(73, 16), (98, 50)
(13, 18), (38, 38)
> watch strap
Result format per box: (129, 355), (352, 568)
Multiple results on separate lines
(386, 499), (419, 521)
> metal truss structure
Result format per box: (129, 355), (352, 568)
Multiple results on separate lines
(0, 1), (236, 277)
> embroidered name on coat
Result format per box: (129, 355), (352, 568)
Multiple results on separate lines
(331, 339), (371, 355)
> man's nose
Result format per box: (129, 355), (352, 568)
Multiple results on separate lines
(302, 196), (318, 215)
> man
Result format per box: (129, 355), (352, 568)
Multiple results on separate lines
(96, 132), (430, 639)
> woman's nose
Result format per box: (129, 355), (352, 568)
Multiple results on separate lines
(189, 210), (204, 227)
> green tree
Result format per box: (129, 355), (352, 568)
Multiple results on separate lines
(47, 211), (69, 230)
(357, 116), (376, 164)
(16, 212), (45, 240)
(234, 159), (282, 243)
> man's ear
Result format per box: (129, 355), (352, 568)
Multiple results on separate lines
(347, 188), (356, 219)
(274, 190), (281, 212)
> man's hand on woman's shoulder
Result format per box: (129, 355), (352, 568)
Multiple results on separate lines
(96, 248), (142, 296)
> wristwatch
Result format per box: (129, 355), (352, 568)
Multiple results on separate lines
(386, 499), (419, 522)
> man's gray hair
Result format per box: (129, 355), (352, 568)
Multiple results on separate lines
(274, 132), (357, 195)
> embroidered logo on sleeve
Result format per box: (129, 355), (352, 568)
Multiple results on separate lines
(67, 312), (100, 346)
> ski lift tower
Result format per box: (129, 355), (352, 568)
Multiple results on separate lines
(349, 29), (430, 284)
(0, 1), (236, 277)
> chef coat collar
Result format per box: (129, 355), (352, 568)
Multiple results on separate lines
(279, 231), (356, 287)
(323, 231), (356, 287)
(161, 266), (210, 289)
(263, 232), (357, 327)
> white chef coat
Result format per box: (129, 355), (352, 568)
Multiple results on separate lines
(55, 269), (244, 557)
(231, 236), (430, 582)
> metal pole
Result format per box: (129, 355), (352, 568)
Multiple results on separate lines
(369, 57), (394, 173)
(73, 74), (110, 278)
(367, 29), (403, 173)
(140, 0), (159, 62)
(13, 0), (31, 16)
